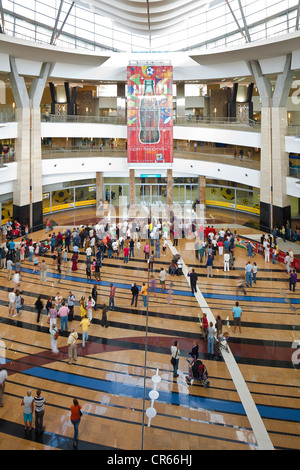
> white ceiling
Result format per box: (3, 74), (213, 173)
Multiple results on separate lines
(74, 0), (213, 35)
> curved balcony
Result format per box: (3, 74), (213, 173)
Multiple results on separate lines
(41, 143), (260, 171)
(41, 113), (261, 132)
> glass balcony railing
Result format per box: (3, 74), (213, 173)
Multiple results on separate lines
(40, 113), (261, 131)
(41, 144), (261, 170)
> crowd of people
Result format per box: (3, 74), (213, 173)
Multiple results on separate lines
(0, 215), (299, 447)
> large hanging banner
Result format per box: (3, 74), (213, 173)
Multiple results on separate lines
(127, 64), (173, 164)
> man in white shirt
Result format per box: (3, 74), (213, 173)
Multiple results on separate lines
(224, 252), (230, 272)
(8, 288), (15, 316)
(264, 242), (270, 262)
(219, 229), (225, 241)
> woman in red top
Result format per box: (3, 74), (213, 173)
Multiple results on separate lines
(70, 398), (82, 447)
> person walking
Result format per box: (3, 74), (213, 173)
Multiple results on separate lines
(94, 259), (101, 283)
(215, 315), (223, 337)
(108, 283), (116, 311)
(58, 301), (69, 335)
(40, 259), (47, 282)
(123, 244), (129, 263)
(79, 296), (86, 318)
(48, 302), (58, 331)
(224, 252), (230, 272)
(170, 340), (180, 378)
(155, 239), (160, 258)
(86, 296), (95, 321)
(35, 295), (44, 323)
(141, 282), (148, 307)
(245, 261), (253, 287)
(6, 258), (13, 280)
(21, 389), (34, 431)
(15, 290), (23, 316)
(207, 321), (216, 357)
(67, 291), (76, 321)
(70, 398), (82, 448)
(284, 252), (291, 273)
(189, 268), (198, 293)
(289, 269), (297, 292)
(206, 254), (213, 278)
(252, 262), (258, 284)
(131, 283), (139, 307)
(232, 301), (242, 334)
(34, 389), (46, 435)
(148, 250), (155, 273)
(50, 324), (59, 353)
(158, 267), (166, 292)
(100, 303), (108, 327)
(67, 328), (78, 364)
(91, 285), (98, 310)
(0, 368), (8, 407)
(8, 288), (15, 317)
(80, 315), (90, 348)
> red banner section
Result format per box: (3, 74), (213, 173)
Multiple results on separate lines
(127, 64), (173, 164)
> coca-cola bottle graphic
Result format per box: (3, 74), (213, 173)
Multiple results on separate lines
(139, 79), (160, 144)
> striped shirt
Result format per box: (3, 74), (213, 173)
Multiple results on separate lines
(34, 395), (45, 413)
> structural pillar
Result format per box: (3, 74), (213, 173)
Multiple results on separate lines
(197, 175), (206, 224)
(176, 82), (185, 123)
(129, 168), (135, 205)
(167, 168), (173, 206)
(117, 83), (126, 124)
(250, 55), (293, 232)
(96, 171), (103, 205)
(9, 57), (53, 231)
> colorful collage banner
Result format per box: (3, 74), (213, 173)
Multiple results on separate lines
(127, 64), (173, 164)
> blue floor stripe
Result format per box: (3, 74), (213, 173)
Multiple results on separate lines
(20, 266), (300, 304)
(22, 366), (300, 422)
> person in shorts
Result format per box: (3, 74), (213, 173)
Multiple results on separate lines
(232, 301), (242, 333)
(21, 389), (34, 431)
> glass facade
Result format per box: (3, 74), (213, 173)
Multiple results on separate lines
(42, 178), (260, 216)
(2, 0), (298, 53)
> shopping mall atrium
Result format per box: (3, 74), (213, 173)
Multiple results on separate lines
(0, 0), (300, 452)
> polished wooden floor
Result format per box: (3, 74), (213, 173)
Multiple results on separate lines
(0, 209), (300, 451)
